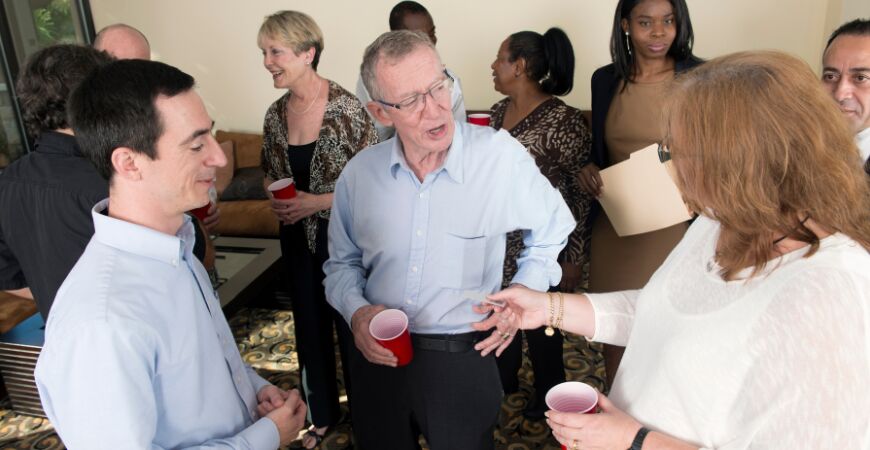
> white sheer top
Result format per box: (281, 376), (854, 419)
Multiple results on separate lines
(857, 127), (870, 164)
(587, 215), (870, 449)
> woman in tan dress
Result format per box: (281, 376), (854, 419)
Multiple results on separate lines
(581, 0), (701, 387)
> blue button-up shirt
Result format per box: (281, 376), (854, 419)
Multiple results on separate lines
(324, 122), (575, 334)
(35, 199), (279, 449)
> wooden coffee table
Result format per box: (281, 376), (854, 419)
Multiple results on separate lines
(213, 236), (282, 315)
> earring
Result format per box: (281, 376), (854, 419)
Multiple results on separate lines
(625, 32), (632, 56)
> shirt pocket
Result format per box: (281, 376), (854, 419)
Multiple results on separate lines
(437, 232), (487, 290)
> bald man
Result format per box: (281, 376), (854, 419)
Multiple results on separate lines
(93, 24), (150, 60)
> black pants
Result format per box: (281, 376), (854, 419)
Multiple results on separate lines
(349, 336), (503, 450)
(280, 218), (353, 427)
(497, 288), (565, 404)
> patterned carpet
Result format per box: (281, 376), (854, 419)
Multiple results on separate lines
(0, 307), (604, 449)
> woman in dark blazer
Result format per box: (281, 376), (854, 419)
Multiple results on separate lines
(578, 0), (702, 388)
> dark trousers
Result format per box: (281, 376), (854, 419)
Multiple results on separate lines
(349, 336), (503, 450)
(280, 219), (353, 427)
(497, 288), (565, 403)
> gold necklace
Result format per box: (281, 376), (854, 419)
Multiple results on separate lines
(287, 78), (323, 115)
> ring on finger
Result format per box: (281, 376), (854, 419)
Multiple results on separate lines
(500, 331), (510, 341)
(572, 439), (579, 450)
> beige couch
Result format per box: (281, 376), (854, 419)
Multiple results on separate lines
(213, 130), (279, 238)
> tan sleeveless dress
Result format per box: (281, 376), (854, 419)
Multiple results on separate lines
(589, 77), (689, 292)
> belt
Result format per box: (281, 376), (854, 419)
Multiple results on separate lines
(411, 331), (486, 353)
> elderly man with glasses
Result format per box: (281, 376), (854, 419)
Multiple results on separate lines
(324, 30), (575, 450)
(355, 1), (466, 142)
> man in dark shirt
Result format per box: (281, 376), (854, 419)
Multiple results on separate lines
(0, 45), (112, 320)
(0, 45), (210, 320)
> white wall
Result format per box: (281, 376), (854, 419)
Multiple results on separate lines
(91, 0), (842, 133)
(825, 0), (870, 48)
(841, 0), (870, 24)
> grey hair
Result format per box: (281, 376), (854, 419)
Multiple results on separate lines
(360, 29), (438, 101)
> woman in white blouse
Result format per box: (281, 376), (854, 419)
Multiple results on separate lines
(476, 51), (870, 450)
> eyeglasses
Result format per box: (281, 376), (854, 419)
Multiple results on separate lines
(377, 70), (454, 114)
(657, 142), (671, 163)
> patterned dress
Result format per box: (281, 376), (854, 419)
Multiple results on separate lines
(490, 97), (593, 290)
(261, 80), (378, 254)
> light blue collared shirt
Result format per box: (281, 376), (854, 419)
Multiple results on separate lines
(324, 121), (575, 334)
(35, 199), (279, 450)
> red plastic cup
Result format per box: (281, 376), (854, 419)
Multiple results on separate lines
(467, 113), (491, 126)
(190, 204), (210, 221)
(268, 178), (297, 199)
(369, 309), (413, 367)
(545, 381), (599, 449)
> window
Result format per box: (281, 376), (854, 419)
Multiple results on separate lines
(0, 0), (94, 169)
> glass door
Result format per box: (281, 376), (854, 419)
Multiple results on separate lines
(0, 0), (94, 168)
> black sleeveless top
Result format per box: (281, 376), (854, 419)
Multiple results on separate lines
(286, 141), (316, 192)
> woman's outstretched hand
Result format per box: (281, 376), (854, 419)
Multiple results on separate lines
(472, 285), (551, 341)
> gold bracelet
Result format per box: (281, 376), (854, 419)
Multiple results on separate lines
(545, 292), (556, 336)
(555, 291), (565, 334)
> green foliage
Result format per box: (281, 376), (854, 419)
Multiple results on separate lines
(32, 0), (77, 47)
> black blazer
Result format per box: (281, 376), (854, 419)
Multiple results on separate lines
(590, 58), (702, 169)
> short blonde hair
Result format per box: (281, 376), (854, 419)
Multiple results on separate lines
(666, 51), (870, 280)
(258, 10), (324, 70)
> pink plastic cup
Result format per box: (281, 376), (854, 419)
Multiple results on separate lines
(268, 178), (297, 199)
(369, 309), (413, 367)
(545, 381), (599, 449)
(467, 113), (491, 126)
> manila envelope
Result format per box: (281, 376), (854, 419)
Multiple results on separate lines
(598, 144), (692, 236)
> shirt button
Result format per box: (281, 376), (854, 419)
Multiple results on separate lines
(171, 259), (178, 265)
(416, 229), (422, 236)
(411, 266), (418, 272)
(419, 192), (426, 198)
(235, 375), (241, 384)
(406, 299), (413, 305)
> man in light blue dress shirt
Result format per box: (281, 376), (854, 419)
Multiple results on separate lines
(34, 60), (307, 449)
(324, 30), (575, 450)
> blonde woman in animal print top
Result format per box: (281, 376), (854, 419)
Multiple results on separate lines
(258, 11), (377, 449)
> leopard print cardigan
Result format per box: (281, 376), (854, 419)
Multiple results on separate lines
(261, 80), (378, 254)
(491, 97), (593, 289)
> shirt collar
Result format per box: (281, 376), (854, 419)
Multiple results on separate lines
(856, 127), (870, 163)
(34, 131), (84, 157)
(91, 199), (195, 267)
(388, 137), (411, 178)
(388, 120), (464, 183)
